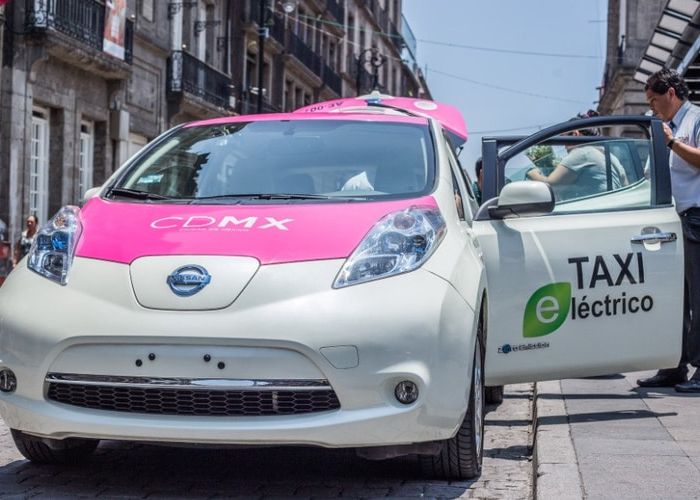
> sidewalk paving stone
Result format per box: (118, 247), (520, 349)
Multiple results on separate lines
(535, 372), (700, 500)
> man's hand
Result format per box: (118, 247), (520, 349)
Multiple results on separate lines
(526, 168), (542, 180)
(662, 122), (674, 143)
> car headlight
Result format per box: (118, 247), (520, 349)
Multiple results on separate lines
(27, 206), (82, 285)
(333, 206), (446, 288)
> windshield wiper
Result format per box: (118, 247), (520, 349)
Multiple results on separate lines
(106, 187), (177, 201)
(192, 193), (353, 202)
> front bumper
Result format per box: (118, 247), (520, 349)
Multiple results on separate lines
(0, 257), (476, 448)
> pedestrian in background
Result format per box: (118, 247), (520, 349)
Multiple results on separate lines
(473, 157), (483, 204)
(637, 68), (700, 392)
(12, 215), (38, 268)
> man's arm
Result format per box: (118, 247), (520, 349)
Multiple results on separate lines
(669, 141), (700, 168)
(665, 121), (700, 169)
(527, 164), (577, 185)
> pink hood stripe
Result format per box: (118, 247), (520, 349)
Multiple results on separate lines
(76, 197), (438, 265)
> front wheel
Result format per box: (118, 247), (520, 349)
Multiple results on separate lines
(420, 333), (485, 479)
(11, 429), (99, 465)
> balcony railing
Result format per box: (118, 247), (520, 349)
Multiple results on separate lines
(239, 96), (280, 115)
(168, 51), (232, 109)
(357, 0), (402, 52)
(269, 14), (286, 45)
(287, 30), (322, 76)
(25, 0), (133, 63)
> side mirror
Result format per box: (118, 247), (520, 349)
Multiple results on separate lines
(488, 181), (554, 219)
(81, 187), (101, 206)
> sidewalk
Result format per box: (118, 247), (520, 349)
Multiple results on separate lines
(535, 371), (700, 499)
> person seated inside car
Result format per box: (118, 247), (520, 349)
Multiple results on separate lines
(526, 112), (625, 199)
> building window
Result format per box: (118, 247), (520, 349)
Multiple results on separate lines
(78, 121), (94, 199)
(294, 87), (303, 109)
(284, 79), (293, 111)
(293, 10), (301, 35)
(183, 1), (195, 53)
(140, 0), (154, 22)
(296, 9), (305, 38)
(359, 22), (366, 51)
(348, 14), (355, 47)
(204, 3), (216, 67)
(30, 108), (50, 224)
(128, 133), (149, 159)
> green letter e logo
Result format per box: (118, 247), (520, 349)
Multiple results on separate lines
(523, 282), (571, 338)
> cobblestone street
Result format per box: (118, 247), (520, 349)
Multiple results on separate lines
(0, 384), (532, 499)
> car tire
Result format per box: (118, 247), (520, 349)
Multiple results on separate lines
(11, 429), (99, 464)
(420, 328), (485, 480)
(485, 385), (504, 405)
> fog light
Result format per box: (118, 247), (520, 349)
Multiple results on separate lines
(394, 380), (418, 404)
(0, 369), (17, 392)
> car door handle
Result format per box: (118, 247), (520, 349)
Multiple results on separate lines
(631, 232), (677, 244)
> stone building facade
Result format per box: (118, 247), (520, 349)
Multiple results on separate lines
(231, 0), (429, 114)
(0, 0), (429, 278)
(597, 0), (665, 136)
(597, 0), (700, 136)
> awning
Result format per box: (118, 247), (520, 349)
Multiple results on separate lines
(634, 0), (700, 91)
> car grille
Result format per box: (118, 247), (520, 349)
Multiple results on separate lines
(46, 373), (340, 416)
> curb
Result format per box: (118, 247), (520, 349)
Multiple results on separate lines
(532, 380), (583, 500)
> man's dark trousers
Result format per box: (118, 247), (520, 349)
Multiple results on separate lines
(681, 208), (700, 372)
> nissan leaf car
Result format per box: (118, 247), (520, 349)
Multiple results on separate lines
(0, 95), (685, 479)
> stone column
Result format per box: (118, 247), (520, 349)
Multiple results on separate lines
(108, 81), (129, 172)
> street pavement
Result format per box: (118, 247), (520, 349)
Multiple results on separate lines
(0, 384), (533, 499)
(535, 371), (700, 500)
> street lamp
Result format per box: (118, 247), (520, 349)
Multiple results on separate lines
(281, 0), (298, 13)
(256, 0), (271, 114)
(356, 47), (385, 96)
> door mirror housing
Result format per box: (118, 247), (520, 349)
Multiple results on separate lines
(488, 181), (554, 219)
(82, 187), (101, 206)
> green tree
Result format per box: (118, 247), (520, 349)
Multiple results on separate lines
(526, 145), (558, 174)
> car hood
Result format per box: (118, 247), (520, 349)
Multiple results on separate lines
(76, 196), (438, 265)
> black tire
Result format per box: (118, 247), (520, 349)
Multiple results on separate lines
(11, 429), (99, 465)
(485, 385), (504, 405)
(420, 332), (485, 480)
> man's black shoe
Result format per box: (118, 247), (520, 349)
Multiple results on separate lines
(675, 378), (700, 393)
(637, 371), (687, 388)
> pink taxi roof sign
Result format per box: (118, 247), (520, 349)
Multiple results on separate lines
(294, 93), (468, 146)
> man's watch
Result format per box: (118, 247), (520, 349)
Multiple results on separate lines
(667, 138), (676, 149)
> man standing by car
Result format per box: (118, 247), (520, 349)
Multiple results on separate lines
(638, 69), (700, 392)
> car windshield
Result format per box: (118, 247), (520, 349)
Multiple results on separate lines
(112, 119), (435, 203)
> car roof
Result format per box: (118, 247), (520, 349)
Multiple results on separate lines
(185, 112), (429, 128)
(294, 92), (468, 145)
(185, 93), (468, 146)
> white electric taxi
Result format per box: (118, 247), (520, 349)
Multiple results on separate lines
(0, 95), (683, 479)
